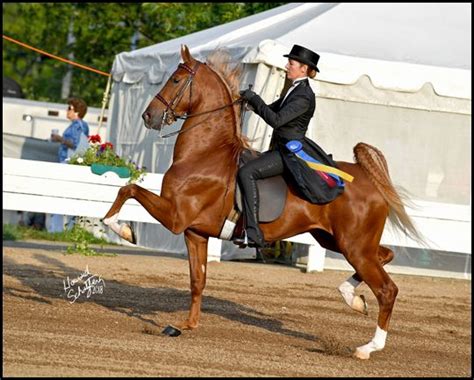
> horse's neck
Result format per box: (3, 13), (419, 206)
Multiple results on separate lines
(173, 74), (241, 164)
(173, 107), (239, 162)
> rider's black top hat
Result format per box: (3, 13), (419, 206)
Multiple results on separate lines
(284, 44), (320, 72)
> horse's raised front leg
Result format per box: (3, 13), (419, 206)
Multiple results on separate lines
(180, 229), (209, 330)
(103, 184), (179, 242)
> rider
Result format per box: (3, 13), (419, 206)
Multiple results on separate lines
(237, 44), (343, 248)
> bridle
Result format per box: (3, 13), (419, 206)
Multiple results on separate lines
(154, 62), (200, 127)
(153, 61), (242, 138)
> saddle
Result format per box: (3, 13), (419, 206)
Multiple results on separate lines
(220, 144), (350, 242)
(235, 149), (288, 222)
(219, 149), (287, 241)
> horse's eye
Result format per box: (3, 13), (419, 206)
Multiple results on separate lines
(172, 77), (180, 84)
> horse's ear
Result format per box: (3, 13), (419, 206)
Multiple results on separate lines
(181, 45), (193, 63)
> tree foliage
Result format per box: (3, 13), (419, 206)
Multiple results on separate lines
(3, 3), (286, 107)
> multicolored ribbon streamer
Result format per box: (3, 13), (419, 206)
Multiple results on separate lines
(286, 140), (354, 185)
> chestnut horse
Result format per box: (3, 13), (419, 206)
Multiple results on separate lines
(103, 45), (424, 359)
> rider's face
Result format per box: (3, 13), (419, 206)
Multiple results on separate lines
(285, 59), (308, 81)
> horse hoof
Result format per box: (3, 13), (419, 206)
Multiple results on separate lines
(352, 295), (369, 315)
(353, 347), (371, 360)
(179, 320), (198, 330)
(162, 325), (181, 337)
(120, 224), (136, 244)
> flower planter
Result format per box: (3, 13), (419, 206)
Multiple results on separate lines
(90, 163), (130, 178)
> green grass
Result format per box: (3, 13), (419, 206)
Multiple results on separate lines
(2, 223), (118, 257)
(3, 223), (110, 244)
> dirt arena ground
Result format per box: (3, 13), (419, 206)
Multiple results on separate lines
(3, 240), (471, 377)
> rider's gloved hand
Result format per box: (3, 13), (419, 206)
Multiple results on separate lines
(239, 89), (256, 101)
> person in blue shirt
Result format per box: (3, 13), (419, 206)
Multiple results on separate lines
(51, 97), (89, 163)
(49, 97), (90, 232)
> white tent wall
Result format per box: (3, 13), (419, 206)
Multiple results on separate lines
(105, 3), (471, 274)
(241, 63), (287, 151)
(312, 79), (471, 205)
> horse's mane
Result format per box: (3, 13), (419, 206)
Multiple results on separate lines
(205, 49), (242, 99)
(205, 49), (250, 154)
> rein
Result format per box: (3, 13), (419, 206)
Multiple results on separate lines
(160, 98), (243, 138)
(154, 61), (243, 139)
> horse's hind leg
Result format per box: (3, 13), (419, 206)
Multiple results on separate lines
(343, 249), (398, 360)
(338, 245), (394, 315)
(338, 274), (368, 315)
(378, 245), (395, 266)
(308, 229), (370, 314)
(103, 184), (177, 243)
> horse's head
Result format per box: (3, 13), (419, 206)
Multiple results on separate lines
(142, 45), (201, 131)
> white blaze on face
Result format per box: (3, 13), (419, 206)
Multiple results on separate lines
(202, 264), (206, 274)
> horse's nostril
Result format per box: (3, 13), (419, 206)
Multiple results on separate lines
(142, 112), (150, 123)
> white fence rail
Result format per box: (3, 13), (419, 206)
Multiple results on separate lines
(3, 158), (162, 224)
(3, 158), (471, 273)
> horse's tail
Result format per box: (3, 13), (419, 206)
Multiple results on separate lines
(353, 142), (427, 247)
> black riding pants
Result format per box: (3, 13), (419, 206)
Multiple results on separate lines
(237, 150), (285, 236)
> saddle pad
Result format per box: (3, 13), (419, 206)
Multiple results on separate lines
(235, 149), (288, 222)
(235, 174), (288, 223)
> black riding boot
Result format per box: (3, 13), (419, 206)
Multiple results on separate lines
(244, 177), (265, 248)
(236, 151), (285, 248)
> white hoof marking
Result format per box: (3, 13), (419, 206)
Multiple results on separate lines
(103, 214), (122, 236)
(352, 295), (368, 315)
(354, 346), (372, 360)
(354, 326), (387, 360)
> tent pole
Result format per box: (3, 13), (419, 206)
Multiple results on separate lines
(98, 75), (112, 136)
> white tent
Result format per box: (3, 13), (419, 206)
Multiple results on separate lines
(112, 3), (470, 97)
(107, 3), (471, 271)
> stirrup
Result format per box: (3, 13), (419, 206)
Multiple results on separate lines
(233, 230), (249, 248)
(246, 228), (264, 248)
